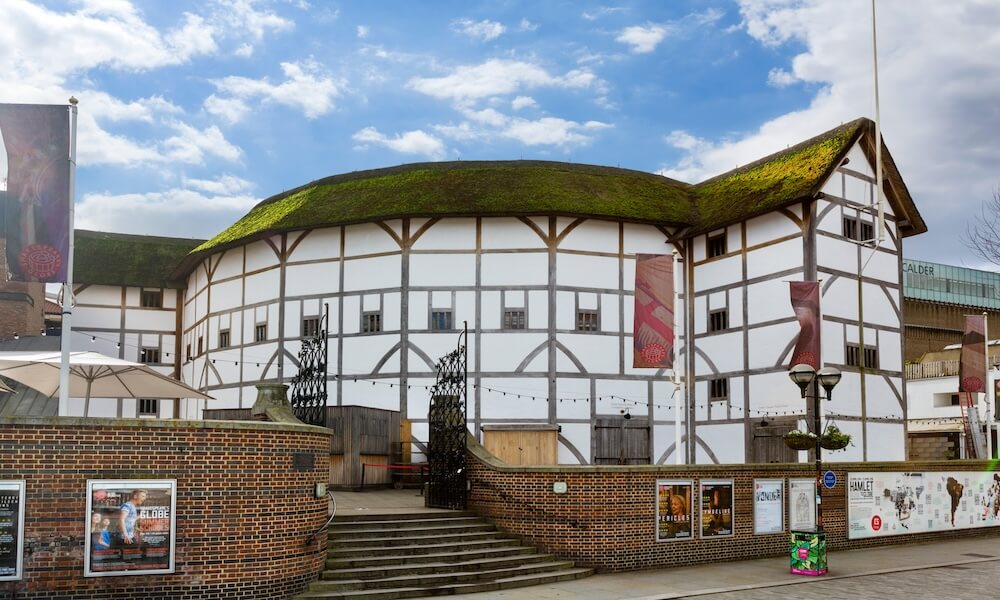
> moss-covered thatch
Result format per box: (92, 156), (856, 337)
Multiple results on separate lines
(75, 230), (204, 289)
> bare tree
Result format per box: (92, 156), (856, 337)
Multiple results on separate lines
(965, 187), (1000, 267)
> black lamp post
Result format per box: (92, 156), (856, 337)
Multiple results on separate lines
(788, 364), (841, 531)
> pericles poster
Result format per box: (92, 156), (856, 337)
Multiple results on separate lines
(656, 480), (693, 541)
(85, 480), (177, 577)
(0, 481), (25, 581)
(848, 471), (1000, 539)
(700, 480), (734, 538)
(789, 478), (816, 531)
(753, 479), (784, 535)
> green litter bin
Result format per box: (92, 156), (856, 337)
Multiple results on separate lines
(790, 529), (827, 576)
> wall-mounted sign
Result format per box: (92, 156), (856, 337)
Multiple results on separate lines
(552, 482), (567, 494)
(0, 481), (25, 581)
(823, 471), (837, 489)
(789, 478), (817, 531)
(85, 480), (177, 577)
(848, 471), (1000, 539)
(700, 480), (734, 538)
(656, 480), (693, 541)
(753, 478), (784, 535)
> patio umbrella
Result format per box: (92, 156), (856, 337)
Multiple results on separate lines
(0, 380), (12, 393)
(0, 351), (213, 413)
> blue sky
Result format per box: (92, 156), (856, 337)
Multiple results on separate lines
(3, 0), (1000, 267)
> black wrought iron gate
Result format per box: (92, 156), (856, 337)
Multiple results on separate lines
(425, 323), (468, 509)
(290, 304), (329, 427)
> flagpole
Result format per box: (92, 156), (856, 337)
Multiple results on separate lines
(58, 97), (78, 416)
(871, 0), (885, 243)
(986, 312), (992, 459)
(673, 249), (682, 465)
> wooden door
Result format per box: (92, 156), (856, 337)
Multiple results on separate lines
(594, 417), (650, 464)
(751, 419), (798, 463)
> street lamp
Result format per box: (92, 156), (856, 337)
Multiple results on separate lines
(787, 364), (841, 531)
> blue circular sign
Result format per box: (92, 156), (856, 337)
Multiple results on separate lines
(823, 470), (837, 489)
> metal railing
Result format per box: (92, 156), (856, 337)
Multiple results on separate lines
(305, 491), (337, 547)
(905, 360), (960, 380)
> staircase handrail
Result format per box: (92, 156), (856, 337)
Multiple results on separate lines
(306, 490), (337, 547)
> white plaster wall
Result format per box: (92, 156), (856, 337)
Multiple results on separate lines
(481, 253), (548, 286)
(286, 228), (341, 262)
(410, 218), (477, 250)
(559, 334), (618, 373)
(285, 262), (339, 297)
(746, 278), (799, 325)
(344, 222), (401, 256)
(694, 255), (741, 290)
(866, 422), (905, 461)
(76, 285), (121, 305)
(245, 239), (279, 272)
(558, 219), (618, 253)
(746, 238), (802, 280)
(695, 423), (744, 464)
(343, 255), (401, 292)
(746, 212), (800, 248)
(557, 253), (618, 289)
(410, 254), (476, 287)
(481, 218), (547, 249)
(213, 249), (244, 281)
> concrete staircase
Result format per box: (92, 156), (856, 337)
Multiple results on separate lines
(298, 512), (591, 599)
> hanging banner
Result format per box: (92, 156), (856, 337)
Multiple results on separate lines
(753, 478), (784, 535)
(789, 478), (817, 531)
(633, 254), (674, 368)
(656, 479), (692, 541)
(0, 481), (25, 581)
(0, 103), (71, 282)
(85, 480), (176, 577)
(789, 281), (821, 369)
(700, 480), (734, 538)
(959, 315), (987, 392)
(847, 471), (1000, 539)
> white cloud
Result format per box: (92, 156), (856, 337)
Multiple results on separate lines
(660, 0), (1000, 263)
(181, 174), (255, 195)
(767, 67), (797, 87)
(616, 23), (670, 54)
(582, 6), (628, 21)
(357, 25), (370, 38)
(162, 122), (243, 164)
(407, 59), (596, 101)
(434, 108), (611, 148)
(203, 94), (251, 124)
(352, 127), (446, 160)
(511, 96), (537, 110)
(212, 59), (342, 119)
(234, 43), (254, 57)
(518, 18), (538, 32)
(451, 18), (506, 41)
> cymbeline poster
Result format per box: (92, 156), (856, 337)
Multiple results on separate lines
(700, 480), (734, 538)
(848, 471), (1000, 539)
(656, 480), (692, 541)
(0, 481), (25, 581)
(789, 478), (817, 531)
(85, 480), (176, 577)
(753, 479), (784, 535)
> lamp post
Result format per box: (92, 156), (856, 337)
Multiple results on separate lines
(788, 364), (841, 531)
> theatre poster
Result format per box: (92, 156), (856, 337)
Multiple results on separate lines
(85, 480), (177, 577)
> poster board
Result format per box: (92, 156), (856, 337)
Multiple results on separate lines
(848, 471), (1000, 539)
(656, 480), (693, 541)
(84, 480), (177, 577)
(753, 478), (784, 535)
(789, 478), (816, 531)
(700, 479), (734, 538)
(0, 481), (25, 581)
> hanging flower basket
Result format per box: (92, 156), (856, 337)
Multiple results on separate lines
(819, 425), (851, 451)
(783, 430), (817, 451)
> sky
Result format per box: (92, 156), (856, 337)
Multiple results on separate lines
(1, 0), (999, 268)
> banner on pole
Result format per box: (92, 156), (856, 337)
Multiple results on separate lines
(633, 254), (674, 368)
(0, 103), (71, 282)
(960, 315), (987, 393)
(789, 281), (821, 369)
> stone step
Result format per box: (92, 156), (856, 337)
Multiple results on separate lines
(322, 552), (555, 580)
(297, 567), (593, 599)
(307, 561), (578, 593)
(329, 530), (505, 549)
(329, 516), (485, 532)
(331, 511), (474, 523)
(326, 538), (522, 559)
(326, 545), (536, 569)
(329, 522), (494, 539)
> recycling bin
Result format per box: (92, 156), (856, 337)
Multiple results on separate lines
(789, 529), (827, 576)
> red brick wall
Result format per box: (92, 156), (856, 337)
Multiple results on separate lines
(467, 442), (1000, 572)
(0, 417), (331, 599)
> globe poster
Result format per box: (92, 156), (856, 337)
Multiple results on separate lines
(847, 471), (1000, 539)
(0, 481), (25, 581)
(84, 480), (177, 577)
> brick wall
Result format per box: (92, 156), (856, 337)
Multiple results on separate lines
(467, 439), (999, 572)
(0, 416), (331, 599)
(908, 432), (960, 460)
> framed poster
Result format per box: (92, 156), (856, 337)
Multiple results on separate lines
(847, 471), (1000, 539)
(85, 480), (177, 577)
(789, 478), (817, 531)
(656, 479), (693, 541)
(753, 478), (784, 535)
(0, 481), (25, 581)
(700, 480), (734, 538)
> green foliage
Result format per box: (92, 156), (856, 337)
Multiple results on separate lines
(820, 424), (851, 451)
(75, 230), (204, 289)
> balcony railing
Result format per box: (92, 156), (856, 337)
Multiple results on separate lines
(905, 359), (960, 380)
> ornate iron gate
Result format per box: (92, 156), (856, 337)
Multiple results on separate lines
(425, 323), (468, 509)
(290, 305), (329, 427)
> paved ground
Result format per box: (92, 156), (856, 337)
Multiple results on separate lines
(333, 488), (450, 515)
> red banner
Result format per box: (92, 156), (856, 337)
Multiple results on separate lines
(959, 315), (986, 392)
(789, 281), (820, 369)
(0, 103), (71, 282)
(634, 254), (674, 368)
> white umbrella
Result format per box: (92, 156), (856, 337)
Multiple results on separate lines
(0, 351), (213, 412)
(0, 380), (12, 393)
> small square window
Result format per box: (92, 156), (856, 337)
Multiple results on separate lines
(140, 290), (162, 308)
(842, 216), (859, 240)
(707, 233), (727, 258)
(576, 310), (599, 332)
(362, 312), (382, 333)
(137, 398), (159, 418)
(503, 309), (526, 330)
(950, 394), (960, 407)
(302, 317), (321, 338)
(708, 309), (729, 332)
(845, 343), (860, 367)
(431, 310), (453, 331)
(710, 378), (729, 401)
(863, 346), (879, 369)
(140, 348), (160, 364)
(197, 336), (204, 356)
(218, 330), (230, 348)
(185, 343), (192, 362)
(255, 324), (268, 342)
(860, 221), (874, 243)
